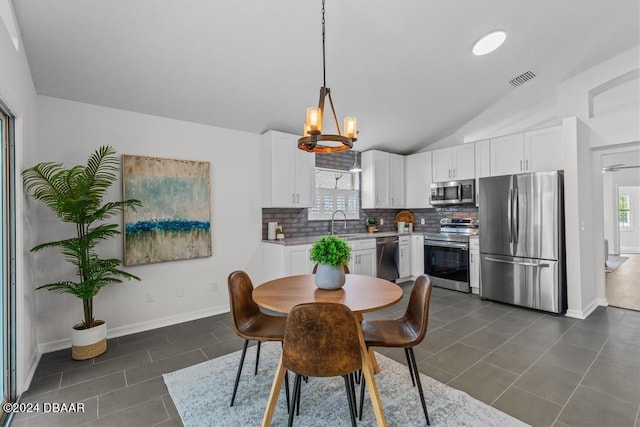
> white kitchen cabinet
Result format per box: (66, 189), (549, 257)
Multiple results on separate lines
(490, 133), (525, 176)
(397, 235), (411, 279)
(361, 150), (405, 208)
(389, 153), (406, 207)
(490, 126), (563, 176)
(405, 151), (432, 208)
(474, 139), (491, 207)
(432, 144), (475, 182)
(348, 239), (377, 277)
(524, 126), (563, 172)
(262, 242), (314, 282)
(285, 244), (314, 276)
(261, 130), (315, 208)
(469, 236), (480, 295)
(410, 234), (424, 279)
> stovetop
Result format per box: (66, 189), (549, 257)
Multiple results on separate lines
(424, 217), (478, 243)
(424, 232), (475, 243)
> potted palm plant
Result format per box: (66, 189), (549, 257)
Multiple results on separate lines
(310, 235), (352, 290)
(22, 146), (141, 360)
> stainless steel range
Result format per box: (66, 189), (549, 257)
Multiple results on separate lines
(424, 218), (478, 293)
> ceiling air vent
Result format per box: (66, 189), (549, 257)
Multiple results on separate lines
(509, 71), (536, 87)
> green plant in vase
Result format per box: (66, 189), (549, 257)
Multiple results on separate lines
(310, 235), (352, 289)
(365, 217), (378, 233)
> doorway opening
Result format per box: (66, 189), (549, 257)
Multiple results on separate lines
(601, 150), (640, 311)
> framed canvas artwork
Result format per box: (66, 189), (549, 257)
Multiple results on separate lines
(122, 155), (212, 266)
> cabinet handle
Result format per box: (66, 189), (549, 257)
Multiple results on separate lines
(453, 168), (456, 177)
(296, 193), (300, 203)
(292, 193), (295, 204)
(448, 169), (451, 178)
(520, 160), (523, 171)
(525, 159), (529, 171)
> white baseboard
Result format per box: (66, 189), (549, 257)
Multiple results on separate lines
(37, 304), (230, 354)
(21, 350), (42, 396)
(565, 299), (599, 319)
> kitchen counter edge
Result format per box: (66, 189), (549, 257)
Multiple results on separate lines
(262, 232), (422, 246)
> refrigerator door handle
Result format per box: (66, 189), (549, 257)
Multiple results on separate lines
(485, 257), (549, 268)
(508, 188), (513, 243)
(514, 185), (519, 246)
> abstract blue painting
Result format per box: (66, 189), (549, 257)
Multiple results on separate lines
(123, 155), (212, 265)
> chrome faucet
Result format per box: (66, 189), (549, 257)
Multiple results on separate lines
(330, 210), (347, 235)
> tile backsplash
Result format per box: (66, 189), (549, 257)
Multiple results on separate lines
(261, 150), (478, 239)
(262, 206), (478, 239)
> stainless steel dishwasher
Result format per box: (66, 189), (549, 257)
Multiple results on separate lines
(376, 236), (399, 281)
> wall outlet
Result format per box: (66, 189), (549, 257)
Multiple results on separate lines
(212, 282), (218, 292)
(380, 218), (384, 225)
(421, 218), (425, 225)
(147, 292), (155, 303)
(177, 287), (185, 298)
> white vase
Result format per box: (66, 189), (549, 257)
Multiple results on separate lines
(71, 320), (107, 360)
(314, 263), (346, 290)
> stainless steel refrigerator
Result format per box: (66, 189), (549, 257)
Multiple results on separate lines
(479, 171), (567, 314)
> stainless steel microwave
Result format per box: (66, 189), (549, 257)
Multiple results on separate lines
(430, 179), (475, 205)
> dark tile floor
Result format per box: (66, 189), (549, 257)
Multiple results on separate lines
(12, 283), (640, 427)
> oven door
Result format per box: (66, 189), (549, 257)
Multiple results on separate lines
(424, 240), (470, 292)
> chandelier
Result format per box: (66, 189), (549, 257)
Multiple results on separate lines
(298, 0), (357, 153)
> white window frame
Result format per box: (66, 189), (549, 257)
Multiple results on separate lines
(308, 168), (360, 221)
(618, 193), (632, 230)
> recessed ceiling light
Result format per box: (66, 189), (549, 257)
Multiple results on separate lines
(472, 30), (507, 56)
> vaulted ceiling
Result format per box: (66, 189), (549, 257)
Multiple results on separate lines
(12, 0), (640, 154)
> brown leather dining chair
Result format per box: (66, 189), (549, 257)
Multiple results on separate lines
(359, 274), (433, 425)
(312, 263), (350, 274)
(265, 302), (363, 427)
(227, 271), (289, 408)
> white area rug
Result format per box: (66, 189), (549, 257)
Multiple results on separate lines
(605, 255), (629, 272)
(164, 342), (528, 426)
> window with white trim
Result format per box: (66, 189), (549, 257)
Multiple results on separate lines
(619, 193), (631, 230)
(308, 168), (360, 220)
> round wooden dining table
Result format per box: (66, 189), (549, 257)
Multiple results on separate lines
(255, 274), (402, 427)
(253, 273), (403, 316)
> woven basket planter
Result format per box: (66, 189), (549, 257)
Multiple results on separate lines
(71, 320), (107, 360)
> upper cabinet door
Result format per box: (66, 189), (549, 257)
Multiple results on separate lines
(490, 133), (525, 176)
(294, 148), (316, 207)
(389, 153), (405, 207)
(432, 148), (453, 182)
(261, 130), (315, 208)
(452, 144), (475, 180)
(405, 151), (432, 208)
(475, 139), (491, 179)
(262, 131), (296, 207)
(373, 151), (391, 208)
(524, 126), (563, 173)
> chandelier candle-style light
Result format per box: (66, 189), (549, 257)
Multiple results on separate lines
(298, 0), (357, 153)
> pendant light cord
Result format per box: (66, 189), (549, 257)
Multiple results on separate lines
(322, 0), (326, 88)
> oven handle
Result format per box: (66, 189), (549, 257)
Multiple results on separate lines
(485, 257), (549, 268)
(425, 240), (469, 250)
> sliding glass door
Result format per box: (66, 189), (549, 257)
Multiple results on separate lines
(0, 109), (16, 418)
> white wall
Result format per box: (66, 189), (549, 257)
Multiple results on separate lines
(558, 46), (640, 317)
(33, 96), (262, 352)
(0, 4), (39, 394)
